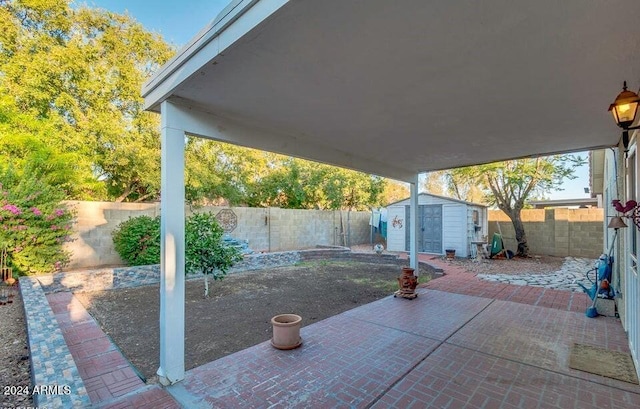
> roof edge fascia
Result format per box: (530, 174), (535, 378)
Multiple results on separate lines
(142, 0), (288, 111)
(386, 193), (489, 208)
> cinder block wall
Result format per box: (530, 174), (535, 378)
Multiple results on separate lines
(63, 201), (371, 269)
(65, 201), (160, 269)
(488, 208), (604, 258)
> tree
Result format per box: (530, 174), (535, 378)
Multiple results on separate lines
(0, 0), (173, 202)
(185, 212), (243, 298)
(0, 94), (104, 199)
(245, 157), (387, 210)
(382, 180), (409, 205)
(185, 139), (276, 206)
(423, 171), (446, 196)
(112, 212), (242, 298)
(449, 155), (585, 257)
(423, 170), (484, 203)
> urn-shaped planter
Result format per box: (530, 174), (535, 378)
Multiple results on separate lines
(271, 314), (302, 350)
(394, 267), (418, 299)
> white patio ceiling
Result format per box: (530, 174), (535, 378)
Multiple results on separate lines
(143, 0), (640, 183)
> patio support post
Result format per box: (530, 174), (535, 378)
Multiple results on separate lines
(157, 100), (186, 385)
(409, 173), (419, 273)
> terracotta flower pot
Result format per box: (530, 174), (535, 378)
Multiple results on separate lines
(445, 249), (456, 260)
(271, 314), (302, 350)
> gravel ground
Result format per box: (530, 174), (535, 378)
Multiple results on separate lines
(0, 285), (33, 408)
(351, 244), (568, 275)
(441, 254), (567, 275)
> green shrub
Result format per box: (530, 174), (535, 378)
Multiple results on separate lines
(112, 212), (243, 295)
(111, 215), (161, 266)
(0, 169), (75, 275)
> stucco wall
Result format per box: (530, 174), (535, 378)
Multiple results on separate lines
(63, 201), (371, 269)
(488, 208), (604, 258)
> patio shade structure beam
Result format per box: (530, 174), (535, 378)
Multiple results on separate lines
(158, 101), (186, 385)
(409, 175), (419, 272)
(160, 99), (416, 182)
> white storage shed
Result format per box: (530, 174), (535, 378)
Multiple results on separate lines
(386, 193), (488, 258)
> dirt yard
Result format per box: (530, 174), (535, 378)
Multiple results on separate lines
(75, 260), (409, 382)
(0, 288), (33, 408)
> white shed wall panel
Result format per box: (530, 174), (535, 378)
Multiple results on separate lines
(386, 206), (406, 252)
(442, 204), (467, 257)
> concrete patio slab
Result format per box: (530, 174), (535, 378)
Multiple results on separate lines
(169, 312), (441, 408)
(166, 287), (640, 408)
(343, 289), (492, 341)
(372, 343), (640, 409)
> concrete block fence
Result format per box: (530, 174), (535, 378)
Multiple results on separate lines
(61, 202), (603, 270)
(63, 201), (372, 270)
(488, 208), (604, 258)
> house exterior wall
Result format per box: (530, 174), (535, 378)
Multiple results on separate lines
(603, 148), (624, 322)
(63, 201), (370, 269)
(488, 208), (603, 258)
(599, 141), (640, 380)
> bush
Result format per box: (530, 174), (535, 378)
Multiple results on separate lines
(111, 215), (161, 266)
(112, 212), (243, 288)
(0, 169), (75, 275)
(185, 212), (243, 276)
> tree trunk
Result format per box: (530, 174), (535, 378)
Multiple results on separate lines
(115, 186), (132, 203)
(507, 211), (529, 257)
(204, 274), (209, 298)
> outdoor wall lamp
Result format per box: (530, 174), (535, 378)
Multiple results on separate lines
(609, 81), (640, 154)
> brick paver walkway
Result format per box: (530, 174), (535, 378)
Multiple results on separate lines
(419, 255), (591, 313)
(47, 292), (180, 408)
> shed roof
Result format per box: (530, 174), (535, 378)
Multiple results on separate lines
(386, 193), (488, 208)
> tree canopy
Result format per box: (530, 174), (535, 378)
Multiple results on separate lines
(0, 0), (393, 209)
(1, 0), (173, 201)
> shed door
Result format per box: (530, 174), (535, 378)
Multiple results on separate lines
(421, 205), (442, 253)
(405, 205), (442, 253)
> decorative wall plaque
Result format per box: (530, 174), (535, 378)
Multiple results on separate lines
(215, 209), (238, 233)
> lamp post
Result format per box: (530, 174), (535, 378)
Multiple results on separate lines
(609, 81), (640, 154)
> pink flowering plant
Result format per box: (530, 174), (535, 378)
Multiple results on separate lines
(0, 170), (75, 275)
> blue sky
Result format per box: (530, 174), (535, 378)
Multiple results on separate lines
(81, 1), (591, 200)
(82, 0), (230, 46)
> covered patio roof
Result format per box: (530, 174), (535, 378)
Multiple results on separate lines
(142, 0), (640, 385)
(144, 0), (640, 183)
